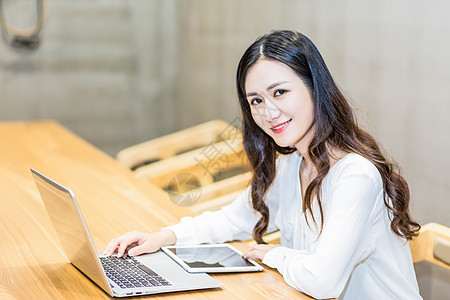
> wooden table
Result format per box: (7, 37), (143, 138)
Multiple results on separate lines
(0, 121), (319, 299)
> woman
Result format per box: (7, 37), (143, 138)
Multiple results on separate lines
(105, 30), (422, 299)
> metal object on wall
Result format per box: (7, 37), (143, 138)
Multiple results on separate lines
(0, 0), (48, 51)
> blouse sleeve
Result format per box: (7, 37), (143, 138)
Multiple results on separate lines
(165, 185), (279, 245)
(262, 164), (381, 299)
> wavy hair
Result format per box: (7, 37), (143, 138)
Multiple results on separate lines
(236, 30), (420, 244)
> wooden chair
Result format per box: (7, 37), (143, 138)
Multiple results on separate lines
(117, 119), (251, 214)
(135, 137), (251, 212)
(116, 119), (240, 170)
(134, 138), (245, 187)
(409, 223), (450, 270)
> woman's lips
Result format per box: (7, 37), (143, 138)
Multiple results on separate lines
(270, 119), (292, 134)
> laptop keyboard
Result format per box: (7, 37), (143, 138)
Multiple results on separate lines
(100, 256), (171, 289)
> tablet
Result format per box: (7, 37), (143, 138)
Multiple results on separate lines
(161, 244), (264, 273)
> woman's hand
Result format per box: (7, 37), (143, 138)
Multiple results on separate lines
(103, 229), (177, 257)
(242, 244), (281, 260)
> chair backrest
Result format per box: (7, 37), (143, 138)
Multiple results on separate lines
(409, 223), (450, 270)
(134, 137), (247, 184)
(135, 137), (251, 211)
(117, 119), (250, 214)
(116, 120), (240, 170)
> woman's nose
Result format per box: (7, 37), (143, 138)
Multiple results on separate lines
(264, 97), (281, 121)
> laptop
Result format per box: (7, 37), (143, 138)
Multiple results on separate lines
(31, 168), (222, 297)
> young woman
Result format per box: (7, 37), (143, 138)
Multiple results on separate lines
(105, 30), (422, 299)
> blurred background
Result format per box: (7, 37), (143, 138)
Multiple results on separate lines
(0, 0), (449, 230)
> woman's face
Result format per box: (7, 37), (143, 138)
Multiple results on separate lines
(244, 59), (315, 149)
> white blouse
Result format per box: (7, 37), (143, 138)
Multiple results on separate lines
(166, 152), (422, 299)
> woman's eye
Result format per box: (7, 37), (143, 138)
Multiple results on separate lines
(274, 89), (287, 97)
(251, 98), (263, 105)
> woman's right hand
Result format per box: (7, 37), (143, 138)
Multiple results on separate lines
(103, 229), (177, 257)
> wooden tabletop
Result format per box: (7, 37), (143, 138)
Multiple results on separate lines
(0, 121), (319, 299)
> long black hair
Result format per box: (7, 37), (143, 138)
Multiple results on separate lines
(236, 30), (420, 243)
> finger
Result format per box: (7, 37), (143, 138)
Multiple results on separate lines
(244, 248), (265, 260)
(117, 240), (133, 257)
(104, 238), (120, 254)
(241, 249), (251, 258)
(104, 239), (121, 256)
(242, 245), (263, 256)
(128, 244), (146, 256)
(104, 231), (140, 255)
(242, 245), (256, 256)
(242, 249), (257, 259)
(243, 251), (257, 260)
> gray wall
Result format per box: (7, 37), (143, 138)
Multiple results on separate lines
(1, 0), (449, 227)
(0, 0), (178, 154)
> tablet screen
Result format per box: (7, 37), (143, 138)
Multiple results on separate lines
(162, 244), (263, 273)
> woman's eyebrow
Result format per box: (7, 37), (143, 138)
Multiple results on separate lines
(267, 81), (289, 90)
(246, 81), (289, 97)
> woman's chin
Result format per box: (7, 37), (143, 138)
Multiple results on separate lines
(273, 139), (292, 148)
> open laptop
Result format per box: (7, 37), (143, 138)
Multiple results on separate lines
(31, 168), (222, 297)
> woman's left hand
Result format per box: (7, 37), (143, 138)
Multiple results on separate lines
(242, 244), (281, 260)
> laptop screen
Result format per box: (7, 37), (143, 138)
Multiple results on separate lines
(31, 169), (112, 295)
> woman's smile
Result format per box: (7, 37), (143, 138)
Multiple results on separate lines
(270, 119), (292, 134)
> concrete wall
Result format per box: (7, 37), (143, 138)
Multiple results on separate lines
(1, 0), (448, 227)
(0, 0), (178, 155)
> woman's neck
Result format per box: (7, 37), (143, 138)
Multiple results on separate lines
(294, 123), (349, 174)
(300, 147), (349, 173)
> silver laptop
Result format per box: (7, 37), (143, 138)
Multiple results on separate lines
(31, 169), (222, 297)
